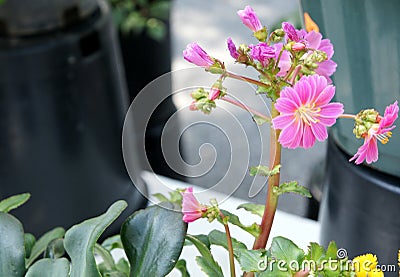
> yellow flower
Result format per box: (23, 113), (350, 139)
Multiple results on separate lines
(352, 253), (384, 277)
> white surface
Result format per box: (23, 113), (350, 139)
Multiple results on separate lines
(142, 171), (320, 276)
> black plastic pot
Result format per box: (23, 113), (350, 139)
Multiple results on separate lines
(118, 13), (186, 181)
(321, 138), (400, 271)
(300, 0), (400, 268)
(0, 0), (147, 237)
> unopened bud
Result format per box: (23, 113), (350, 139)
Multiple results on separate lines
(191, 88), (208, 100)
(269, 28), (285, 42)
(353, 109), (380, 138)
(253, 27), (268, 42)
(292, 42), (306, 51)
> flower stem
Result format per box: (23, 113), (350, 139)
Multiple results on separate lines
(221, 96), (271, 122)
(219, 212), (236, 277)
(339, 113), (356, 119)
(252, 105), (282, 250)
(225, 71), (270, 88)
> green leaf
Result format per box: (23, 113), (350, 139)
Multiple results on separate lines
(64, 200), (127, 277)
(175, 259), (190, 277)
(103, 271), (127, 277)
(253, 115), (271, 125)
(152, 193), (169, 203)
(101, 235), (124, 251)
(115, 258), (130, 276)
(270, 237), (305, 274)
(237, 203), (265, 217)
(26, 227), (66, 267)
(307, 242), (325, 265)
(121, 202), (187, 277)
(220, 209), (261, 237)
(184, 234), (211, 250)
(274, 181), (312, 198)
(235, 248), (267, 272)
(24, 233), (36, 259)
(195, 256), (225, 277)
(208, 230), (247, 256)
(43, 238), (65, 259)
(94, 244), (116, 272)
(249, 165), (281, 177)
(0, 193), (30, 213)
(325, 241), (338, 260)
(185, 235), (223, 277)
(25, 258), (70, 277)
(0, 212), (25, 277)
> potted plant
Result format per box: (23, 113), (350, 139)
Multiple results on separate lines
(1, 5), (397, 276)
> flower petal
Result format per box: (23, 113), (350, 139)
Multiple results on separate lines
(275, 97), (298, 114)
(278, 119), (302, 148)
(311, 122), (328, 141)
(272, 114), (295, 129)
(314, 85), (336, 106)
(302, 124), (316, 148)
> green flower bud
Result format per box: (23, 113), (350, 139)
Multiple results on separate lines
(191, 88), (208, 100)
(253, 27), (268, 42)
(269, 28), (285, 42)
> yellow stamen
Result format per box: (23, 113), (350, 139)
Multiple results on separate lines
(297, 105), (320, 126)
(376, 132), (392, 144)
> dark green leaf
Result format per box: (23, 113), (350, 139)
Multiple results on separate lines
(24, 233), (36, 259)
(186, 235), (223, 277)
(274, 181), (312, 198)
(195, 256), (224, 277)
(270, 237), (305, 274)
(175, 259), (190, 277)
(208, 230), (247, 257)
(64, 200), (127, 277)
(25, 258), (70, 277)
(235, 248), (267, 272)
(220, 209), (261, 237)
(249, 165), (281, 177)
(0, 193), (30, 213)
(121, 202), (187, 277)
(101, 235), (124, 251)
(237, 203), (265, 217)
(184, 234), (211, 250)
(0, 212), (25, 277)
(43, 238), (65, 259)
(26, 227), (66, 267)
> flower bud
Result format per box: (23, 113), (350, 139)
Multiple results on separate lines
(190, 88), (208, 100)
(269, 28), (285, 42)
(253, 27), (268, 42)
(353, 109), (380, 138)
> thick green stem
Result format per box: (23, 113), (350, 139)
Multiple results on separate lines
(252, 106), (282, 250)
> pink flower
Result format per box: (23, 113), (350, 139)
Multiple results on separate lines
(282, 22), (337, 80)
(282, 22), (302, 42)
(183, 42), (214, 68)
(227, 38), (239, 59)
(182, 187), (207, 223)
(272, 75), (344, 149)
(273, 43), (291, 77)
(350, 101), (398, 164)
(237, 6), (263, 32)
(208, 87), (221, 101)
(249, 43), (276, 67)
